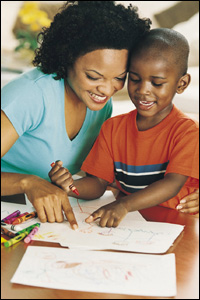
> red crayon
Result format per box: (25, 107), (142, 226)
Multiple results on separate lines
(51, 162), (80, 196)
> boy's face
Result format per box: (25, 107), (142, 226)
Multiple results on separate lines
(128, 50), (181, 120)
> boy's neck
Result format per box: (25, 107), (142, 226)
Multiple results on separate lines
(136, 105), (173, 131)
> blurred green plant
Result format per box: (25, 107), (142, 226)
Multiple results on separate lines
(15, 1), (51, 52)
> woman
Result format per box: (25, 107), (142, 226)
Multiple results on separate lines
(1, 1), (151, 228)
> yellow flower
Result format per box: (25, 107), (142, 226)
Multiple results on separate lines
(38, 17), (51, 28)
(15, 1), (52, 53)
(19, 2), (39, 17)
(29, 23), (40, 32)
(19, 1), (51, 30)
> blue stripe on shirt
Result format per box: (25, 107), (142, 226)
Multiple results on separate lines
(114, 161), (169, 193)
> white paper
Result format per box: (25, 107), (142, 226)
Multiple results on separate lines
(1, 191), (144, 233)
(61, 220), (184, 253)
(1, 191), (184, 253)
(11, 246), (177, 297)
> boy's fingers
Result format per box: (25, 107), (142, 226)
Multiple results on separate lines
(85, 215), (94, 223)
(85, 209), (104, 223)
(49, 164), (67, 180)
(103, 217), (114, 228)
(49, 164), (60, 177)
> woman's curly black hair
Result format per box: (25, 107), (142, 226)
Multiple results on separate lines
(33, 1), (151, 80)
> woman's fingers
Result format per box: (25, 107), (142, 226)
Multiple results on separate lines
(62, 196), (78, 230)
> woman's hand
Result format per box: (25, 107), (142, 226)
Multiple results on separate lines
(23, 174), (78, 229)
(176, 189), (199, 216)
(85, 201), (128, 227)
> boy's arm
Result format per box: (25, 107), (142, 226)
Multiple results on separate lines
(86, 173), (188, 227)
(69, 174), (108, 199)
(49, 161), (108, 199)
(119, 173), (188, 212)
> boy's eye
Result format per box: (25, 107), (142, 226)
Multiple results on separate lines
(152, 82), (163, 87)
(129, 77), (140, 83)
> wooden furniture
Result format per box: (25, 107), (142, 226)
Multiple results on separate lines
(1, 196), (199, 299)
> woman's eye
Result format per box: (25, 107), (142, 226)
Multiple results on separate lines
(116, 76), (126, 82)
(86, 74), (99, 81)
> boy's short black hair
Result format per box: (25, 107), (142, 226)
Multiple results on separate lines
(131, 28), (190, 77)
(33, 1), (151, 80)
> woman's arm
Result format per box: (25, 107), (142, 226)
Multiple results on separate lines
(1, 111), (78, 229)
(1, 110), (19, 157)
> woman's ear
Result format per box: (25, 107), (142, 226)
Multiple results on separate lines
(176, 73), (191, 94)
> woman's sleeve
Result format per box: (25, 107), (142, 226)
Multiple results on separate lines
(1, 77), (44, 136)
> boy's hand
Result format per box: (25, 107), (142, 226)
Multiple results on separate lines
(176, 189), (199, 216)
(48, 161), (73, 193)
(85, 201), (128, 227)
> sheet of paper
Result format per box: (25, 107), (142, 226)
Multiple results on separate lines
(11, 246), (177, 297)
(61, 220), (184, 253)
(1, 191), (184, 253)
(1, 191), (145, 234)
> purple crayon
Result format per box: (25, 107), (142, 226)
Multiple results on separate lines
(24, 226), (39, 243)
(2, 210), (21, 222)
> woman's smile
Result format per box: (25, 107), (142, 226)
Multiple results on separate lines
(88, 91), (108, 104)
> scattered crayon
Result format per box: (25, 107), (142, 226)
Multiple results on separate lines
(16, 223), (40, 235)
(1, 237), (8, 243)
(1, 226), (17, 238)
(4, 212), (28, 224)
(1, 210), (20, 222)
(24, 226), (39, 243)
(4, 231), (29, 248)
(12, 211), (37, 225)
(1, 221), (22, 232)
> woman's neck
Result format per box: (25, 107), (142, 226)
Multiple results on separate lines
(64, 80), (87, 140)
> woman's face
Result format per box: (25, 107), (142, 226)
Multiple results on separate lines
(66, 49), (128, 111)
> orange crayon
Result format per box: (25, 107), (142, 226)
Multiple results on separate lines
(12, 211), (37, 225)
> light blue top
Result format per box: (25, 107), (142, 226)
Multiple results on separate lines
(1, 68), (112, 180)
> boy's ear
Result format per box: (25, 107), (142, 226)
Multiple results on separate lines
(176, 73), (191, 94)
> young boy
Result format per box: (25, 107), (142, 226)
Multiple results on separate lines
(49, 28), (199, 227)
